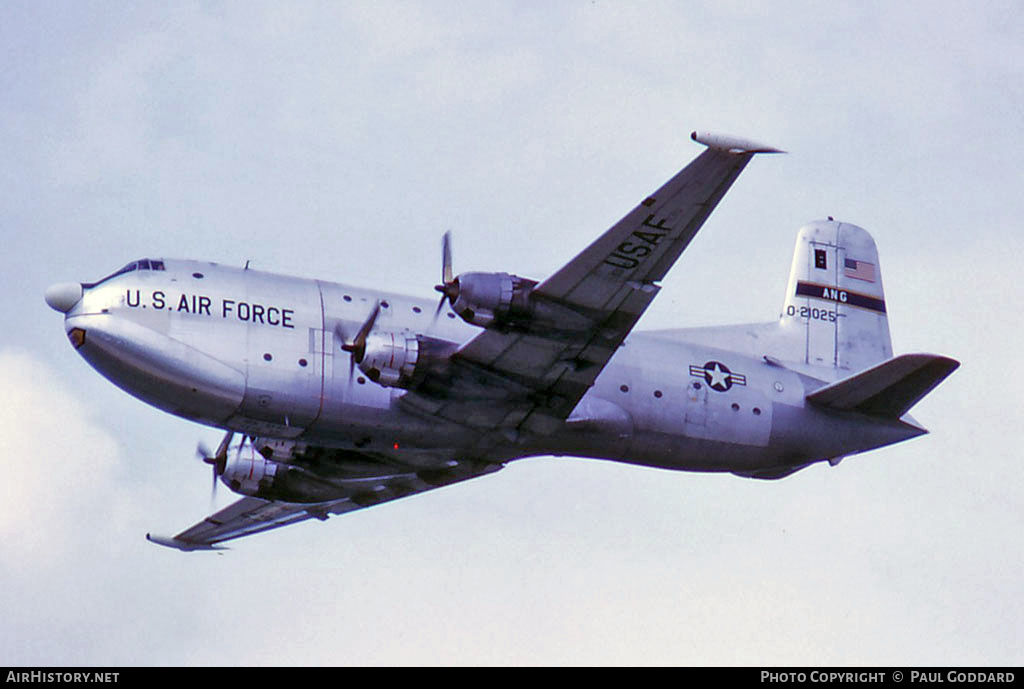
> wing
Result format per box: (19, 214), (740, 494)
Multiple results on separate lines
(402, 134), (780, 436)
(147, 457), (502, 551)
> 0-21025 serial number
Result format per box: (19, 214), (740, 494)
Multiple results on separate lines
(786, 305), (837, 322)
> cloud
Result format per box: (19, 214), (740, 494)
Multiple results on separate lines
(0, 349), (129, 568)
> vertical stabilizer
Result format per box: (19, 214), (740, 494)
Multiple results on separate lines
(778, 220), (892, 373)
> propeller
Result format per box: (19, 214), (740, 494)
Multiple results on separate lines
(335, 301), (381, 378)
(433, 231), (458, 320)
(196, 430), (234, 503)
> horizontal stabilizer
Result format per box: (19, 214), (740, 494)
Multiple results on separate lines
(806, 354), (960, 418)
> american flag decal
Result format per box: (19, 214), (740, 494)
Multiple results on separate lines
(844, 258), (876, 283)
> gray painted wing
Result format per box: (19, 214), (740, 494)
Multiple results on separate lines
(536, 147), (754, 302)
(402, 147), (757, 435)
(149, 459), (503, 550)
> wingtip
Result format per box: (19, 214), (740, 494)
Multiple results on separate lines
(146, 532), (228, 552)
(691, 130), (786, 154)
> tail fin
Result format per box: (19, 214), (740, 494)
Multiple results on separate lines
(778, 220), (892, 372)
(806, 353), (960, 418)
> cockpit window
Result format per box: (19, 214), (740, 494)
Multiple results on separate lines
(83, 258), (165, 288)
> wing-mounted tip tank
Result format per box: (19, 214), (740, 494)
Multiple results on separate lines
(690, 130), (785, 154)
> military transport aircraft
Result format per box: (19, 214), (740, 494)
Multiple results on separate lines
(45, 131), (959, 551)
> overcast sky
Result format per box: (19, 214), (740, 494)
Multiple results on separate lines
(2, 1), (1022, 666)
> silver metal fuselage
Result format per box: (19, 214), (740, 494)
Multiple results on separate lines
(62, 259), (921, 478)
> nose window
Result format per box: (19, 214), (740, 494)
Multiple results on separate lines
(83, 261), (137, 287)
(83, 258), (166, 287)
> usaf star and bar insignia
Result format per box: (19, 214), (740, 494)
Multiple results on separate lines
(689, 361), (747, 392)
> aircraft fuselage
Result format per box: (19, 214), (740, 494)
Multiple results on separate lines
(60, 258), (921, 480)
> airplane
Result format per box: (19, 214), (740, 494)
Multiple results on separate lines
(44, 131), (959, 551)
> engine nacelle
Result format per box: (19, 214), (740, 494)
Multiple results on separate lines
(450, 272), (537, 328)
(358, 333), (457, 388)
(359, 332), (418, 387)
(221, 449), (347, 503)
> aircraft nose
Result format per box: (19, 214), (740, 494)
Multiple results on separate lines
(45, 282), (83, 313)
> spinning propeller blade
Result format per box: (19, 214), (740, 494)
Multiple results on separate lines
(433, 231), (458, 320)
(196, 430), (234, 504)
(336, 301), (381, 378)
